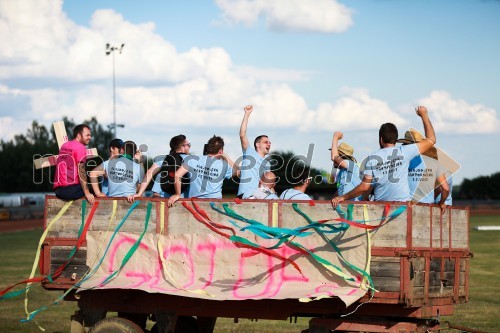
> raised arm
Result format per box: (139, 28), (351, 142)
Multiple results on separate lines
(220, 153), (241, 177)
(167, 165), (189, 207)
(415, 106), (436, 154)
(330, 131), (348, 169)
(89, 163), (106, 198)
(127, 163), (160, 203)
(239, 105), (253, 151)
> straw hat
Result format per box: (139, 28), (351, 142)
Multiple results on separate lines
(330, 142), (356, 162)
(397, 129), (425, 144)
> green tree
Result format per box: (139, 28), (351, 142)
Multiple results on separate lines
(0, 117), (113, 193)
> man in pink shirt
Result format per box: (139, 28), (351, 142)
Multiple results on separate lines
(53, 124), (95, 204)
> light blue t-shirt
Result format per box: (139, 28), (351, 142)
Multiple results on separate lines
(183, 155), (233, 199)
(101, 160), (110, 195)
(105, 156), (143, 197)
(337, 160), (362, 200)
(408, 155), (446, 204)
(237, 147), (270, 198)
(279, 188), (311, 200)
(363, 144), (420, 202)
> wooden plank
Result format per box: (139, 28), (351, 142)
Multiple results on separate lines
(371, 276), (400, 292)
(167, 200), (270, 235)
(45, 198), (157, 238)
(411, 205), (430, 248)
(370, 261), (400, 278)
(50, 264), (89, 278)
(432, 208), (449, 248)
(371, 256), (400, 263)
(450, 209), (468, 249)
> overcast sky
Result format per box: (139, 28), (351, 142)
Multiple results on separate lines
(1, 0), (499, 185)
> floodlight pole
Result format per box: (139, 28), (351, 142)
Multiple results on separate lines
(106, 43), (125, 138)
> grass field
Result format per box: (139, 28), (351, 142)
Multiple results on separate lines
(0, 214), (499, 333)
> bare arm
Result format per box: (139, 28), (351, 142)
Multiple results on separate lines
(415, 106), (436, 154)
(436, 173), (450, 213)
(89, 163), (105, 197)
(128, 163), (160, 202)
(167, 165), (189, 207)
(78, 162), (95, 204)
(239, 105), (253, 151)
(330, 131), (348, 169)
(220, 153), (241, 177)
(331, 175), (373, 208)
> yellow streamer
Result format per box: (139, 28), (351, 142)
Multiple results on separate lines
(160, 201), (165, 234)
(156, 236), (213, 297)
(24, 200), (74, 331)
(361, 204), (372, 290)
(272, 202), (278, 228)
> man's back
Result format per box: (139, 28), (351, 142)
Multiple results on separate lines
(106, 156), (143, 197)
(337, 160), (362, 199)
(279, 188), (311, 200)
(54, 140), (86, 188)
(363, 144), (420, 202)
(184, 155), (233, 199)
(408, 155), (446, 204)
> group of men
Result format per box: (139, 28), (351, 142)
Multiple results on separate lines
(53, 105), (451, 210)
(330, 105), (450, 211)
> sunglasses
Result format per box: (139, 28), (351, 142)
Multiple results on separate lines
(183, 143), (191, 147)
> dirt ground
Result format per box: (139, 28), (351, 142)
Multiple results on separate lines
(0, 219), (43, 233)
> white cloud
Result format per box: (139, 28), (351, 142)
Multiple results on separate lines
(418, 91), (499, 134)
(301, 88), (408, 132)
(214, 0), (354, 33)
(234, 66), (312, 82)
(0, 0), (496, 164)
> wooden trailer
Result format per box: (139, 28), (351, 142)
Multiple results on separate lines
(39, 195), (470, 333)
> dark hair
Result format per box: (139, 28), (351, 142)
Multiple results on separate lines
(292, 165), (310, 184)
(123, 141), (137, 157)
(379, 123), (398, 145)
(205, 135), (224, 155)
(72, 124), (90, 139)
(169, 134), (186, 154)
(253, 135), (268, 150)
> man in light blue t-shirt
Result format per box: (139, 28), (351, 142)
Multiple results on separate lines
(168, 136), (240, 206)
(397, 132), (449, 207)
(100, 138), (124, 196)
(279, 166), (313, 201)
(331, 106), (437, 208)
(330, 131), (362, 201)
(127, 134), (191, 203)
(90, 141), (143, 197)
(237, 105), (271, 199)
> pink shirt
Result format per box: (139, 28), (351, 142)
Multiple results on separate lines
(53, 140), (87, 189)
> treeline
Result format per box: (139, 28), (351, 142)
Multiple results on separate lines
(458, 172), (500, 200)
(0, 118), (113, 193)
(0, 119), (326, 194)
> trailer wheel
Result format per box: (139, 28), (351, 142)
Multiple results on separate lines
(89, 317), (144, 333)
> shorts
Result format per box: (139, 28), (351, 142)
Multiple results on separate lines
(55, 184), (85, 201)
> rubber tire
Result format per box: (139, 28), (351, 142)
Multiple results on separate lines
(89, 317), (145, 333)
